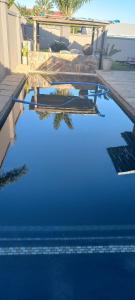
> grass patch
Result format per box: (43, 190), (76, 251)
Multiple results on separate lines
(112, 61), (135, 71)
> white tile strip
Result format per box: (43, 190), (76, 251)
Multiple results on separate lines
(0, 245), (135, 256)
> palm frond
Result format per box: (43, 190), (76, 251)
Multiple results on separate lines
(63, 113), (74, 129)
(53, 113), (63, 129)
(34, 0), (54, 14)
(104, 44), (121, 57)
(109, 48), (121, 56)
(0, 165), (27, 189)
(54, 0), (91, 17)
(36, 111), (50, 120)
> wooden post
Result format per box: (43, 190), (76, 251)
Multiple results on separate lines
(132, 125), (135, 137)
(99, 27), (106, 69)
(94, 84), (98, 105)
(33, 20), (37, 51)
(8, 111), (15, 141)
(96, 28), (99, 51)
(91, 27), (95, 55)
(37, 23), (40, 51)
(34, 87), (38, 108)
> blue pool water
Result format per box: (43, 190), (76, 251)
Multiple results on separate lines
(0, 76), (135, 299)
(0, 254), (135, 300)
(0, 79), (135, 227)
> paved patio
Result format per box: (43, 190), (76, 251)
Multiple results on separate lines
(97, 71), (135, 122)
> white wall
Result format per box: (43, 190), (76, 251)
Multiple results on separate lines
(8, 10), (22, 70)
(0, 2), (23, 82)
(107, 23), (135, 61)
(108, 23), (135, 38)
(107, 36), (135, 61)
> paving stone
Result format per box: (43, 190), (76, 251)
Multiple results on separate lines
(0, 84), (18, 90)
(0, 74), (26, 121)
(0, 95), (10, 111)
(0, 90), (14, 96)
(97, 70), (135, 120)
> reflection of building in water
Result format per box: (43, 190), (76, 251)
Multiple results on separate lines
(108, 125), (135, 175)
(31, 90), (99, 115)
(0, 102), (23, 167)
(26, 73), (103, 115)
(29, 84), (102, 115)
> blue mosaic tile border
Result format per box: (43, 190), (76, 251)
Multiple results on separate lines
(0, 245), (135, 256)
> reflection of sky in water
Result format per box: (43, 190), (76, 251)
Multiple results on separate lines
(31, 87), (99, 97)
(34, 87), (84, 97)
(0, 86), (135, 228)
(0, 80), (135, 299)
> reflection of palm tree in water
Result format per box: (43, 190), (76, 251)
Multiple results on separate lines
(54, 113), (73, 129)
(36, 111), (50, 120)
(36, 111), (74, 130)
(35, 88), (74, 129)
(55, 88), (71, 97)
(0, 165), (27, 189)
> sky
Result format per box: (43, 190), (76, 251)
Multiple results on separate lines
(18, 0), (135, 23)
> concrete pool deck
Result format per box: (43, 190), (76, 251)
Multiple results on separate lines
(97, 70), (135, 122)
(0, 73), (26, 125)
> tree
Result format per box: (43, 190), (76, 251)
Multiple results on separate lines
(0, 165), (27, 189)
(36, 111), (50, 120)
(54, 0), (91, 17)
(8, 0), (15, 8)
(54, 113), (73, 129)
(36, 110), (73, 130)
(34, 0), (54, 16)
(17, 3), (32, 16)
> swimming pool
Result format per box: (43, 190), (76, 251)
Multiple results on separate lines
(1, 74), (135, 299)
(0, 74), (135, 246)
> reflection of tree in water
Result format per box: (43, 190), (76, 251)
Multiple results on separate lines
(36, 111), (74, 130)
(54, 113), (73, 129)
(36, 111), (50, 120)
(35, 88), (75, 129)
(55, 89), (71, 97)
(0, 165), (27, 189)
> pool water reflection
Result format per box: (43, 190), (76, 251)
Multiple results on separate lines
(0, 74), (135, 300)
(0, 76), (135, 229)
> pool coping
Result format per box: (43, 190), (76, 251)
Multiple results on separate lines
(97, 70), (135, 123)
(0, 73), (27, 127)
(1, 70), (135, 128)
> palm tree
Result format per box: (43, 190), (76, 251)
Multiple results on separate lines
(34, 0), (54, 15)
(55, 88), (71, 97)
(36, 111), (50, 120)
(36, 109), (73, 129)
(16, 3), (34, 21)
(54, 113), (73, 129)
(54, 0), (91, 17)
(8, 0), (15, 8)
(0, 165), (27, 189)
